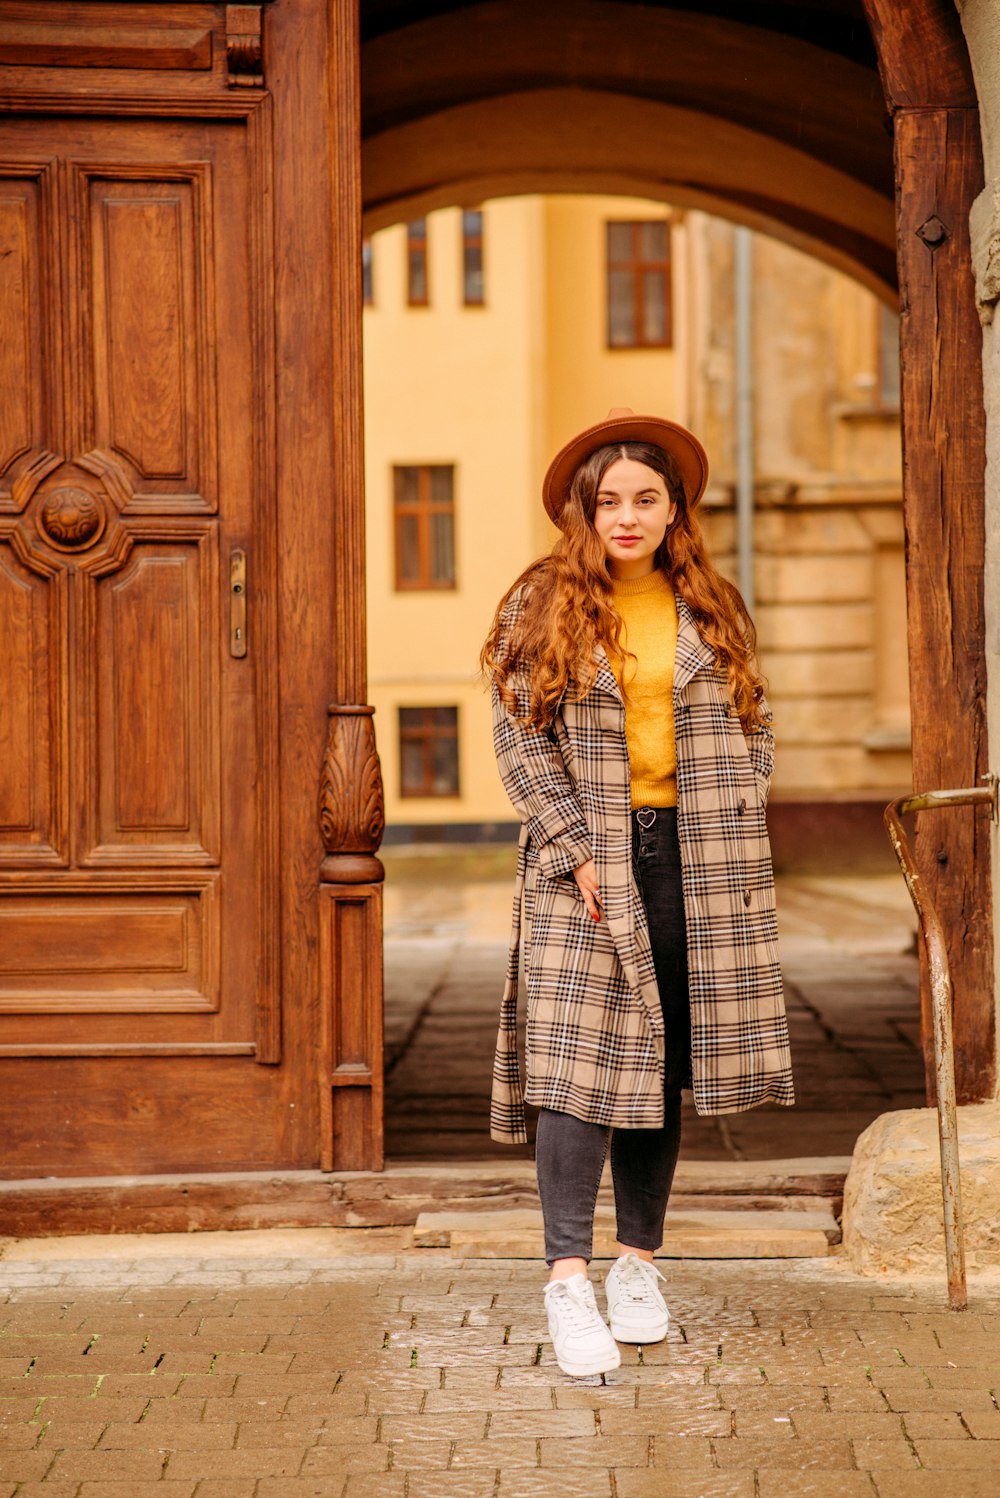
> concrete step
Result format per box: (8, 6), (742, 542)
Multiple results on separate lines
(413, 1205), (840, 1258)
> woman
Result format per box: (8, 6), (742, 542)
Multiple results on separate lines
(481, 409), (794, 1379)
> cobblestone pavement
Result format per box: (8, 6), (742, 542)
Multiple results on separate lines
(2, 1239), (1000, 1497)
(383, 865), (923, 1162)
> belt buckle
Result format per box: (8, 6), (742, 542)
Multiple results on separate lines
(636, 806), (656, 830)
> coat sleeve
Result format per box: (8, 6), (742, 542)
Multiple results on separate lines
(745, 686), (775, 805)
(490, 597), (593, 879)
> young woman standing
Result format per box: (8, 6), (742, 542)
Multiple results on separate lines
(481, 409), (794, 1378)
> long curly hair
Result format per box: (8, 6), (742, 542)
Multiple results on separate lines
(480, 441), (768, 731)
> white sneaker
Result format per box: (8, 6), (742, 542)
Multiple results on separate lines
(605, 1253), (670, 1344)
(543, 1272), (622, 1377)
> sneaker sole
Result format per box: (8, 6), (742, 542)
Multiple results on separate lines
(608, 1314), (669, 1344)
(553, 1344), (622, 1378)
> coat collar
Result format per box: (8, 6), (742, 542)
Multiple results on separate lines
(590, 591), (715, 703)
(673, 593), (716, 698)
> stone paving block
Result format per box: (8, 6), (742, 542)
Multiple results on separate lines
(4, 1484), (81, 1498)
(77, 1485), (198, 1498)
(449, 1436), (540, 1468)
(848, 1436), (918, 1467)
(792, 1411), (904, 1439)
(823, 1387), (891, 1412)
(0, 1423), (40, 1448)
(99, 1418), (239, 1449)
(406, 1475), (503, 1498)
(613, 1472), (746, 1498)
(338, 1477), (408, 1498)
(326, 1437), (446, 1472)
(879, 1384), (997, 1413)
(711, 1436), (855, 1469)
(47, 1448), (168, 1480)
(714, 1383), (828, 1411)
(34, 1417), (107, 1447)
(30, 1394), (152, 1423)
(910, 1437), (1000, 1467)
(377, 1411), (487, 1441)
(900, 1409), (969, 1438)
(487, 1407), (595, 1438)
(191, 1484), (259, 1498)
(166, 1446), (307, 1478)
(756, 1476), (877, 1498)
(648, 1434), (717, 1467)
(600, 1406), (729, 1437)
(925, 1363), (1000, 1387)
(0, 1453), (55, 1483)
(538, 1433), (649, 1467)
(423, 1387), (554, 1412)
(959, 1408), (1000, 1439)
(298, 1441), (392, 1475)
(869, 1474), (1000, 1498)
(496, 1474), (614, 1497)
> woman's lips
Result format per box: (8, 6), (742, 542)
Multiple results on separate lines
(613, 536), (640, 544)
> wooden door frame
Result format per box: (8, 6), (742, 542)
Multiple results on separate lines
(863, 0), (994, 1104)
(267, 0), (386, 1171)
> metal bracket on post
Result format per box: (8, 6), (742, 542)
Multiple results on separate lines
(883, 775), (998, 1311)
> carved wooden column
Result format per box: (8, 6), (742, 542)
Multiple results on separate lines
(318, 705), (385, 1171)
(316, 0), (386, 1171)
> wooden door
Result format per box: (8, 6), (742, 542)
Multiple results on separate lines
(0, 64), (283, 1173)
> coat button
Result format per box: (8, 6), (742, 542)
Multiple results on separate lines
(737, 798), (746, 815)
(743, 888), (752, 907)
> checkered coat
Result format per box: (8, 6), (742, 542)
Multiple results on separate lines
(490, 587), (794, 1144)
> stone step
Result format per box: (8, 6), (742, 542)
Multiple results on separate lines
(413, 1205), (840, 1258)
(0, 1157), (850, 1237)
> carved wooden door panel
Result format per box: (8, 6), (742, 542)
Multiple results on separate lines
(0, 107), (278, 1171)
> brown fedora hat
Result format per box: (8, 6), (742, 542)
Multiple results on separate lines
(542, 407), (709, 524)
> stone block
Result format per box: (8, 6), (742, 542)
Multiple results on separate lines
(768, 696), (872, 745)
(842, 1102), (1000, 1274)
(412, 1207), (835, 1258)
(756, 603), (872, 652)
(754, 507), (874, 554)
(764, 650), (873, 698)
(756, 554), (874, 605)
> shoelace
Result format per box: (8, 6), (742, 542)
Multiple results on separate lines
(547, 1279), (601, 1330)
(616, 1258), (667, 1303)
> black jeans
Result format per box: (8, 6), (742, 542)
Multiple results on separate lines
(535, 807), (690, 1263)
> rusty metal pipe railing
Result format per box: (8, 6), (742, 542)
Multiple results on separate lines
(883, 777), (998, 1311)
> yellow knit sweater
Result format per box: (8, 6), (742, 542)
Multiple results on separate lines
(609, 570), (678, 808)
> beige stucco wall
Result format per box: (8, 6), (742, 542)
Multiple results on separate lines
(363, 200), (548, 825)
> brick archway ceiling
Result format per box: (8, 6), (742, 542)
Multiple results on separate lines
(360, 0), (897, 298)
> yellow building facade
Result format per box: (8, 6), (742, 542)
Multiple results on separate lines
(363, 195), (906, 848)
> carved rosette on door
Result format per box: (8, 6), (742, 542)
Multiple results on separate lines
(10, 448), (133, 578)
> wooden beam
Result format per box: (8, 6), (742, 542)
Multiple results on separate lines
(894, 105), (995, 1102)
(863, 0), (977, 111)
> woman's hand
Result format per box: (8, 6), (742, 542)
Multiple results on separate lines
(573, 859), (602, 922)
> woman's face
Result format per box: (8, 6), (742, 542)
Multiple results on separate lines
(592, 457), (676, 578)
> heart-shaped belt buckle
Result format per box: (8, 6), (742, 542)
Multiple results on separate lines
(636, 807), (656, 829)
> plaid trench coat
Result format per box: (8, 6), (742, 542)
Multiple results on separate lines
(490, 588), (795, 1144)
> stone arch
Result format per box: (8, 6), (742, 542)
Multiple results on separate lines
(360, 0), (994, 1113)
(361, 1), (897, 296)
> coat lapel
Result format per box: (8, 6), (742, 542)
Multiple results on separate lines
(673, 593), (716, 699)
(591, 642), (625, 705)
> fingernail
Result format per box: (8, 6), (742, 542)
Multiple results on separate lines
(592, 911), (600, 922)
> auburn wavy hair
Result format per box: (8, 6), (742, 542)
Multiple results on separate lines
(480, 441), (768, 732)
